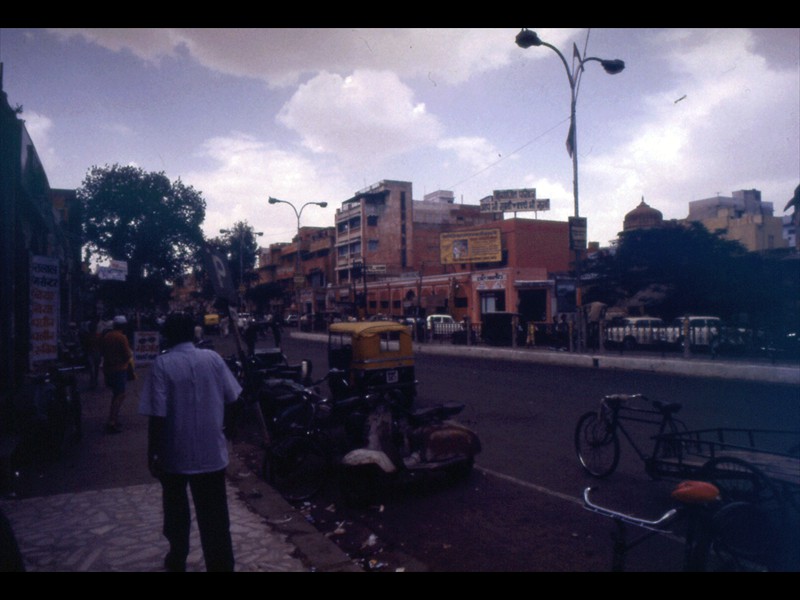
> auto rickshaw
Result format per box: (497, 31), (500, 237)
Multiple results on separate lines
(327, 321), (416, 406)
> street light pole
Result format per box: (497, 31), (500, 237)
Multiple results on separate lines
(220, 227), (263, 310)
(515, 29), (624, 351)
(267, 197), (328, 316)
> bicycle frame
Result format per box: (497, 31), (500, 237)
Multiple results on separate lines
(601, 395), (685, 470)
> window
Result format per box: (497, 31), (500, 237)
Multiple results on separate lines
(368, 239), (379, 252)
(367, 215), (379, 226)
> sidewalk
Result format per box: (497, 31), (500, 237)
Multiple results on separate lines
(0, 348), (361, 572)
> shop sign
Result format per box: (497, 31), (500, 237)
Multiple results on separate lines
(473, 271), (507, 291)
(30, 255), (59, 364)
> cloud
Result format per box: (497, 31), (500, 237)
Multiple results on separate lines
(21, 111), (61, 173)
(437, 136), (507, 173)
(277, 69), (443, 167)
(185, 132), (349, 240)
(48, 28), (517, 88)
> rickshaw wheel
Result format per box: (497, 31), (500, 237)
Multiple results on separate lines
(700, 457), (787, 569)
(574, 411), (619, 478)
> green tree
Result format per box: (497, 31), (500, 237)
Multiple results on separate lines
(219, 221), (262, 290)
(79, 164), (206, 310)
(584, 223), (753, 321)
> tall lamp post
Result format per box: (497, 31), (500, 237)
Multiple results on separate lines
(267, 197), (328, 316)
(515, 28), (624, 351)
(219, 227), (263, 311)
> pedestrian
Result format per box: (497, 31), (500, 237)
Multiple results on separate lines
(102, 315), (133, 434)
(244, 320), (259, 356)
(269, 313), (282, 349)
(82, 318), (102, 389)
(138, 312), (242, 572)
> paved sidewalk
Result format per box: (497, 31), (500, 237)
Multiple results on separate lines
(0, 347), (361, 573)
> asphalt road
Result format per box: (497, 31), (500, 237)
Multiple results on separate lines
(241, 331), (799, 572)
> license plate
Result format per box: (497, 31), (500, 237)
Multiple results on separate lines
(386, 370), (399, 384)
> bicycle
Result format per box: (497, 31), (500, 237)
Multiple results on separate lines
(21, 364), (83, 462)
(574, 393), (688, 479)
(584, 478), (798, 572)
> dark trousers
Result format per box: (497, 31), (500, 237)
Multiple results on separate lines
(160, 469), (234, 572)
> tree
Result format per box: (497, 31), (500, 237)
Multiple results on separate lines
(582, 223), (770, 323)
(218, 221), (261, 290)
(79, 164), (206, 311)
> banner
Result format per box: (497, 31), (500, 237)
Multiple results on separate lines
(481, 189), (550, 213)
(440, 229), (502, 265)
(30, 255), (59, 364)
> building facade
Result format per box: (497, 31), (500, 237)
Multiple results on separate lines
(687, 189), (788, 252)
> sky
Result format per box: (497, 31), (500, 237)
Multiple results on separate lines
(1, 28), (798, 249)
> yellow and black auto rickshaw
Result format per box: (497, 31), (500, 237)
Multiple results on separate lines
(327, 321), (416, 406)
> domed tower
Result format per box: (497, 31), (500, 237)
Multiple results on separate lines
(623, 197), (663, 231)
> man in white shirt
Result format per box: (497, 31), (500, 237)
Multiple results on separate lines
(139, 312), (242, 572)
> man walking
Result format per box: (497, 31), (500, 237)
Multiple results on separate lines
(138, 312), (242, 572)
(102, 315), (133, 433)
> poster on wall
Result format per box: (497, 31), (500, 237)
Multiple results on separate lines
(440, 229), (502, 265)
(30, 255), (60, 365)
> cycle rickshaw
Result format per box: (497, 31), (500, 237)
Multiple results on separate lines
(575, 394), (800, 571)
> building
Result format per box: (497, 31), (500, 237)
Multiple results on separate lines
(1, 64), (81, 489)
(623, 197), (663, 231)
(687, 189), (788, 252)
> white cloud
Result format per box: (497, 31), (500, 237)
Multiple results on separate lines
(277, 69), (443, 167)
(437, 136), (506, 173)
(21, 111), (61, 173)
(48, 28), (517, 88)
(185, 132), (349, 241)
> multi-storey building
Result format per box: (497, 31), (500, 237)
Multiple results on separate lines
(687, 189), (788, 252)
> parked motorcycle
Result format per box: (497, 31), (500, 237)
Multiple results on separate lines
(340, 390), (481, 506)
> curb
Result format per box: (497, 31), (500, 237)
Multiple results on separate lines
(291, 332), (800, 386)
(226, 442), (363, 573)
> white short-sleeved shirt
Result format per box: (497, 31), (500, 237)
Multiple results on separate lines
(139, 342), (242, 474)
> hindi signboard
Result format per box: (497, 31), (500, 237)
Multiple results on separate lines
(30, 255), (59, 364)
(133, 331), (160, 365)
(569, 216), (588, 251)
(440, 229), (502, 265)
(97, 259), (128, 281)
(481, 189), (550, 214)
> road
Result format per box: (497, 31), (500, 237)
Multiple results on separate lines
(242, 332), (799, 572)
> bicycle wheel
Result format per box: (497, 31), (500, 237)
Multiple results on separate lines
(574, 411), (620, 477)
(700, 457), (786, 569)
(261, 434), (331, 501)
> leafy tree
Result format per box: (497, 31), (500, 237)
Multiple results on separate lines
(582, 222), (784, 324)
(218, 221), (262, 290)
(79, 164), (206, 311)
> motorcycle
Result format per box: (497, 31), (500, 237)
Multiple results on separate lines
(339, 389), (482, 506)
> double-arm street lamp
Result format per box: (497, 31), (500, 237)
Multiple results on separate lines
(515, 28), (624, 352)
(267, 197), (328, 314)
(515, 29), (624, 220)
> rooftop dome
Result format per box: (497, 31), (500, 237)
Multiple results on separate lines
(623, 197), (663, 231)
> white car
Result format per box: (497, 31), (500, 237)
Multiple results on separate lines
(426, 314), (463, 337)
(604, 317), (666, 350)
(664, 316), (722, 351)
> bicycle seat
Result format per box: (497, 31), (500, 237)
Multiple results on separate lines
(671, 480), (720, 504)
(652, 400), (682, 415)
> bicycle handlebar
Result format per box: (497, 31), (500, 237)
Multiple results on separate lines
(583, 487), (679, 532)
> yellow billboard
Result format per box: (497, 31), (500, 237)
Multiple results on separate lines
(440, 229), (502, 264)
